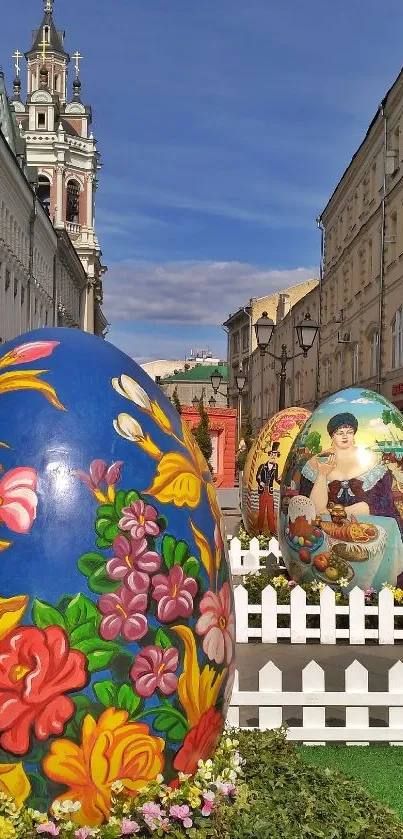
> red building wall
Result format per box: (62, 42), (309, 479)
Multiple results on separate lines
(181, 405), (236, 488)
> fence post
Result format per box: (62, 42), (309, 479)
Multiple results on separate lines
(302, 661), (326, 745)
(378, 587), (395, 645)
(234, 585), (249, 642)
(249, 537), (261, 562)
(226, 669), (240, 728)
(261, 585), (278, 644)
(349, 587), (365, 644)
(388, 661), (403, 745)
(229, 536), (242, 571)
(258, 661), (282, 729)
(290, 586), (307, 643)
(320, 586), (336, 644)
(345, 660), (369, 745)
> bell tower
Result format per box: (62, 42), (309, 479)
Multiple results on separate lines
(10, 0), (106, 335)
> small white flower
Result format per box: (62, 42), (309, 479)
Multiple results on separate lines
(112, 375), (152, 410)
(111, 780), (124, 794)
(338, 577), (349, 588)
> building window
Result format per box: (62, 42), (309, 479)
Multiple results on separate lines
(352, 344), (359, 383)
(36, 175), (51, 216)
(5, 269), (10, 292)
(323, 359), (331, 391)
(389, 211), (398, 262)
(392, 307), (403, 369)
(232, 331), (239, 355)
(54, 74), (59, 92)
(37, 112), (46, 129)
(242, 325), (248, 350)
(295, 373), (301, 403)
(335, 354), (342, 390)
(66, 180), (80, 223)
(21, 285), (25, 306)
(370, 331), (379, 377)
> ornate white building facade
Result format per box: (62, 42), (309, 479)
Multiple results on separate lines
(0, 0), (107, 341)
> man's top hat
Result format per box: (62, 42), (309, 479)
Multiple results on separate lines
(264, 441), (280, 456)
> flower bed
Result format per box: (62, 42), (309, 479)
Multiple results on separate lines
(2, 729), (403, 838)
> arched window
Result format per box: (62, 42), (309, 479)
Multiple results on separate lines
(54, 74), (59, 92)
(36, 175), (51, 216)
(351, 344), (360, 383)
(370, 330), (379, 377)
(392, 307), (403, 369)
(66, 180), (80, 223)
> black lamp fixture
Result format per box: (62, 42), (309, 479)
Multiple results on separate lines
(235, 367), (246, 394)
(192, 396), (199, 407)
(295, 312), (320, 356)
(210, 368), (223, 394)
(208, 395), (217, 407)
(254, 311), (274, 352)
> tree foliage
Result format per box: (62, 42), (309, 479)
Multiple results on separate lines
(171, 387), (182, 415)
(192, 397), (213, 468)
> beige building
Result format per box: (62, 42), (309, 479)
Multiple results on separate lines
(159, 364), (228, 408)
(317, 67), (403, 412)
(249, 286), (320, 429)
(223, 279), (318, 422)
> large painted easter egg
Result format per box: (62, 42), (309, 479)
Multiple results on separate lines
(241, 407), (310, 537)
(0, 328), (235, 825)
(279, 387), (403, 592)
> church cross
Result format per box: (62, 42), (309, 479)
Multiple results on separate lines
(72, 51), (82, 77)
(38, 28), (49, 64)
(44, 0), (53, 12)
(12, 50), (23, 76)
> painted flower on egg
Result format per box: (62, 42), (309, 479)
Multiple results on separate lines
(0, 328), (235, 825)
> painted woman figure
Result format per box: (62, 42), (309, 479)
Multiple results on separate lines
(299, 412), (403, 536)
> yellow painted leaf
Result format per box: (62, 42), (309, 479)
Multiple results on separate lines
(0, 762), (31, 806)
(151, 400), (172, 434)
(0, 540), (12, 552)
(0, 370), (65, 411)
(138, 434), (163, 460)
(146, 452), (202, 508)
(206, 482), (223, 529)
(181, 419), (209, 476)
(172, 625), (226, 727)
(0, 594), (29, 640)
(190, 520), (213, 584)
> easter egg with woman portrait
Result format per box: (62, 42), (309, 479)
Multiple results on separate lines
(0, 328), (235, 825)
(278, 387), (403, 592)
(241, 407), (310, 537)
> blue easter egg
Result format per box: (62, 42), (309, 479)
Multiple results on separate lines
(0, 328), (235, 825)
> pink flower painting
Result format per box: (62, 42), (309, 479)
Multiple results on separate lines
(151, 565), (198, 622)
(0, 340), (59, 369)
(0, 467), (38, 534)
(75, 459), (123, 492)
(130, 645), (179, 697)
(98, 583), (148, 642)
(119, 499), (160, 540)
(196, 582), (235, 665)
(106, 535), (160, 581)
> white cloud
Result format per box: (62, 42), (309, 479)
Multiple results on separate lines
(368, 418), (388, 431)
(329, 397), (347, 404)
(351, 397), (372, 404)
(103, 261), (317, 326)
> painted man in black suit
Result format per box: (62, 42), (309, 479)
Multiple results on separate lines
(256, 441), (280, 534)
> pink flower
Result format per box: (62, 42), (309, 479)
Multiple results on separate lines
(201, 791), (215, 816)
(106, 535), (160, 581)
(75, 459), (123, 491)
(141, 802), (164, 818)
(0, 467), (37, 533)
(75, 830), (92, 839)
(0, 340), (59, 368)
(36, 824), (60, 836)
(98, 582), (148, 641)
(120, 819), (140, 835)
(130, 645), (179, 697)
(288, 580), (296, 587)
(216, 781), (236, 796)
(170, 804), (193, 828)
(119, 499), (160, 540)
(151, 565), (198, 622)
(195, 582), (235, 665)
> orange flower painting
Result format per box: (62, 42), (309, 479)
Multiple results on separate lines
(43, 708), (165, 826)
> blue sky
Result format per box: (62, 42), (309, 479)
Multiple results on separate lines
(2, 0), (403, 362)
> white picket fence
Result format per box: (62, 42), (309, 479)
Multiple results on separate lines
(227, 535), (285, 575)
(227, 658), (403, 743)
(234, 583), (403, 645)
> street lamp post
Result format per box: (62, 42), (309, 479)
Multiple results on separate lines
(254, 311), (319, 423)
(210, 367), (247, 445)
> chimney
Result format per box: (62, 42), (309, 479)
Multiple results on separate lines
(276, 293), (291, 322)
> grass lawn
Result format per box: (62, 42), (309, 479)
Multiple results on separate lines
(299, 746), (403, 820)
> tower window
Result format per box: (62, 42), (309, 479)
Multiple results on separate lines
(66, 180), (80, 224)
(54, 74), (59, 92)
(36, 175), (51, 217)
(37, 112), (46, 128)
(44, 26), (50, 42)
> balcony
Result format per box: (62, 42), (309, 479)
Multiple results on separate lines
(66, 221), (81, 236)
